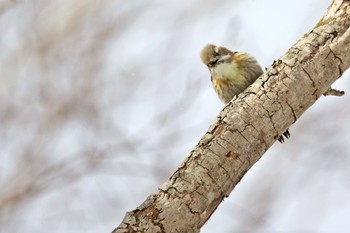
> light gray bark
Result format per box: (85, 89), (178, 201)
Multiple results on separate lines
(113, 1), (350, 232)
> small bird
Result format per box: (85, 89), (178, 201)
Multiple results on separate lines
(200, 44), (289, 143)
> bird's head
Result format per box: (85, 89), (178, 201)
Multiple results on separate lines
(200, 44), (233, 68)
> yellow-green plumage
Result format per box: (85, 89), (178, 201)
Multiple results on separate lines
(200, 44), (263, 104)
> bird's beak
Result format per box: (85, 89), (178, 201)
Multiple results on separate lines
(207, 56), (220, 67)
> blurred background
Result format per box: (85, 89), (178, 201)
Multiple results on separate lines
(1, 0), (350, 232)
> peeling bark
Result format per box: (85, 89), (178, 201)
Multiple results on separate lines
(113, 1), (350, 232)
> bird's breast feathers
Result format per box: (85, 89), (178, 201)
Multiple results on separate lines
(211, 62), (247, 86)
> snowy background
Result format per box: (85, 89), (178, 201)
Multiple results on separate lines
(1, 0), (350, 232)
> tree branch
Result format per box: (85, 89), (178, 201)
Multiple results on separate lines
(113, 0), (350, 232)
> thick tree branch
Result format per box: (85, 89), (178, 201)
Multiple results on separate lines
(113, 0), (350, 232)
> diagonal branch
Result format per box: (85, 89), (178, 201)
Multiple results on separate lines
(113, 0), (350, 232)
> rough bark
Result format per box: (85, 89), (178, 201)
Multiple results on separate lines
(113, 1), (350, 232)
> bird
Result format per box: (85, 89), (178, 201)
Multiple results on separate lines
(200, 44), (289, 143)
